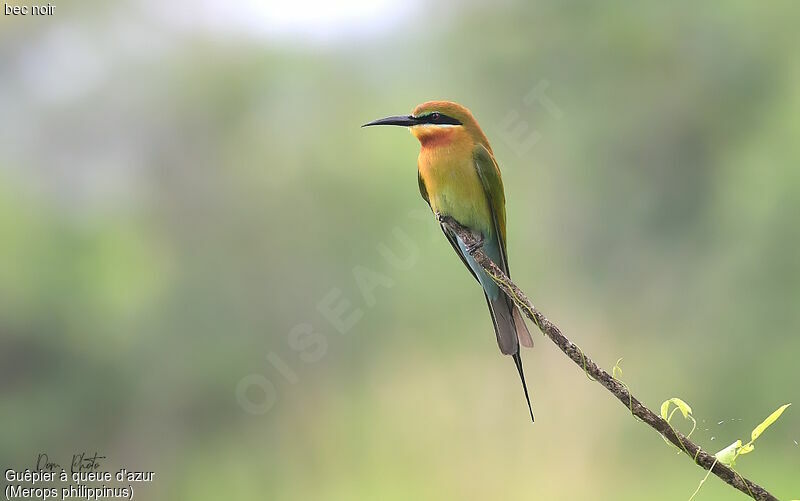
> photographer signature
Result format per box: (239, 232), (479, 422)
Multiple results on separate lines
(36, 452), (106, 473)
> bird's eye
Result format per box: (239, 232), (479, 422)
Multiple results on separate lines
(430, 112), (441, 122)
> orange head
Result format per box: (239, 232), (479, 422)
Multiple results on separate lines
(363, 100), (492, 153)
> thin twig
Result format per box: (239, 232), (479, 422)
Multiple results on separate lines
(437, 214), (778, 501)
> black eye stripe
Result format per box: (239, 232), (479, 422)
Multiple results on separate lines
(417, 112), (462, 125)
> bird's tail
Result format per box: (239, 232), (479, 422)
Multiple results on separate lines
(513, 351), (534, 422)
(513, 305), (534, 348)
(485, 293), (535, 422)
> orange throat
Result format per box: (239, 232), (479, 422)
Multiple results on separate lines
(413, 127), (456, 149)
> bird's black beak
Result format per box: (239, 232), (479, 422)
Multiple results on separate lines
(361, 115), (420, 128)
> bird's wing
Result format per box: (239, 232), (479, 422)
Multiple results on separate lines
(474, 144), (534, 350)
(473, 143), (509, 274)
(441, 224), (480, 282)
(419, 170), (479, 282)
(418, 169), (430, 207)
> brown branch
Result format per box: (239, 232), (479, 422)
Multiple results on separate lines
(438, 214), (778, 501)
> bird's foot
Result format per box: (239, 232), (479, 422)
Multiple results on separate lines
(436, 213), (462, 232)
(436, 212), (484, 253)
(465, 233), (485, 254)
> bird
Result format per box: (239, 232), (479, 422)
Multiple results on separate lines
(363, 101), (535, 422)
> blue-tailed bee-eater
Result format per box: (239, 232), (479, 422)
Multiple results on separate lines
(363, 101), (535, 421)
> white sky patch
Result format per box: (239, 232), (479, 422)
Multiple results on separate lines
(14, 25), (108, 104)
(148, 0), (421, 44)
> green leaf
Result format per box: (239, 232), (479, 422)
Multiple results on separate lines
(612, 358), (624, 379)
(715, 440), (742, 466)
(751, 403), (791, 442)
(662, 397), (693, 419)
(673, 398), (692, 419)
(659, 397), (697, 446)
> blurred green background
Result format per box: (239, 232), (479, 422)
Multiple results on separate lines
(1, 1), (798, 499)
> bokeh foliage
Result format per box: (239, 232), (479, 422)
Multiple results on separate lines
(1, 1), (798, 499)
